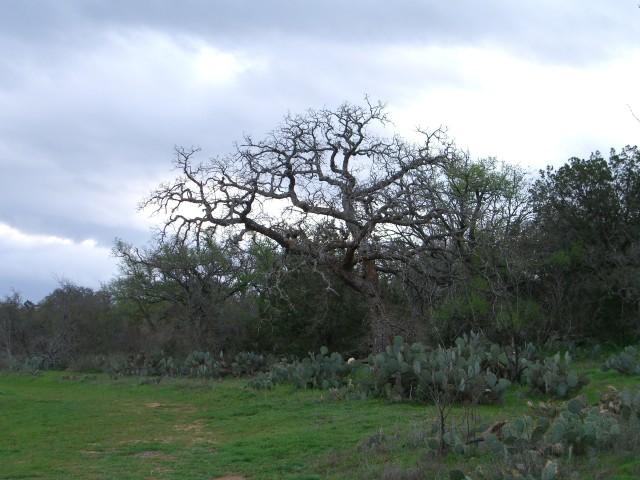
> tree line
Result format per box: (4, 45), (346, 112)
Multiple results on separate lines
(1, 102), (639, 367)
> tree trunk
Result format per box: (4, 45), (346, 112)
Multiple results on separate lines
(368, 293), (392, 353)
(363, 259), (392, 353)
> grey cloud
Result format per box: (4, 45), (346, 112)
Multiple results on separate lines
(1, 1), (638, 299)
(2, 1), (638, 64)
(0, 27), (470, 242)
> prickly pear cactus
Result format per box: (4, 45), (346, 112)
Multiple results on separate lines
(602, 346), (640, 375)
(288, 347), (352, 389)
(523, 352), (588, 398)
(231, 351), (267, 376)
(182, 351), (221, 378)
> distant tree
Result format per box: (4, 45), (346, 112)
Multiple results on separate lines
(114, 236), (250, 352)
(0, 292), (22, 360)
(146, 102), (455, 351)
(530, 146), (640, 338)
(34, 282), (114, 363)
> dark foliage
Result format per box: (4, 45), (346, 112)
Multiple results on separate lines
(1, 103), (639, 365)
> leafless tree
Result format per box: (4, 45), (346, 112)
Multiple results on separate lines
(145, 101), (455, 352)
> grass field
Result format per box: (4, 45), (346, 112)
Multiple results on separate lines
(1, 361), (640, 480)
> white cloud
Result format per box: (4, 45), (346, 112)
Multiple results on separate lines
(388, 45), (640, 169)
(192, 42), (264, 86)
(0, 223), (73, 247)
(0, 223), (117, 300)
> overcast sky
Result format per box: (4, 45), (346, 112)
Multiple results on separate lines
(1, 1), (639, 301)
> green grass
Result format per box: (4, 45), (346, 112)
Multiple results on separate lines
(1, 363), (639, 479)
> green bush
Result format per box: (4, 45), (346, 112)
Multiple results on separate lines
(182, 351), (221, 378)
(268, 361), (296, 384)
(462, 395), (624, 479)
(363, 335), (511, 406)
(357, 383), (640, 480)
(247, 372), (275, 390)
(249, 347), (354, 390)
(144, 352), (179, 377)
(468, 458), (559, 480)
(522, 352), (588, 398)
(105, 352), (178, 377)
(498, 395), (622, 456)
(67, 354), (109, 373)
(485, 342), (538, 383)
(602, 346), (640, 375)
(246, 334), (514, 405)
(367, 336), (430, 400)
(7, 353), (70, 373)
(421, 344), (511, 405)
(544, 396), (619, 455)
(18, 355), (51, 373)
(288, 347), (352, 389)
(231, 352), (267, 376)
(600, 385), (640, 420)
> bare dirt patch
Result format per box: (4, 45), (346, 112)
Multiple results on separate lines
(135, 450), (164, 458)
(175, 419), (205, 433)
(79, 450), (102, 456)
(141, 401), (197, 413)
(172, 419), (219, 447)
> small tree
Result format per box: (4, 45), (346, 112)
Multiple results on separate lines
(114, 236), (248, 351)
(146, 102), (455, 351)
(0, 292), (21, 360)
(35, 282), (113, 364)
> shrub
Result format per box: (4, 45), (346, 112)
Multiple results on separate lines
(248, 347), (353, 390)
(354, 383), (640, 480)
(231, 352), (267, 376)
(288, 347), (352, 389)
(104, 352), (178, 377)
(485, 342), (538, 383)
(248, 335), (517, 407)
(247, 372), (275, 390)
(67, 354), (109, 373)
(143, 352), (179, 377)
(182, 351), (221, 378)
(492, 395), (623, 460)
(546, 396), (620, 455)
(464, 395), (623, 479)
(367, 335), (510, 405)
(104, 354), (132, 377)
(0, 355), (13, 371)
(522, 352), (588, 398)
(422, 344), (511, 404)
(367, 336), (430, 400)
(470, 457), (560, 480)
(602, 346), (640, 375)
(18, 355), (51, 374)
(268, 361), (297, 384)
(599, 385), (640, 420)
(8, 352), (69, 373)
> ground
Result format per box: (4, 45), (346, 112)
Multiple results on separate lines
(1, 360), (639, 480)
